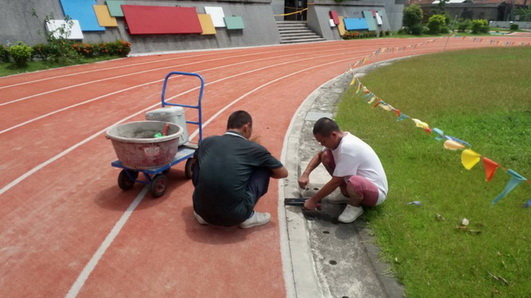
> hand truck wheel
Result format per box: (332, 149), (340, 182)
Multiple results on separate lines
(118, 169), (138, 191)
(150, 174), (168, 198)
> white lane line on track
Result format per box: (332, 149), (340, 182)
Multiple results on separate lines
(0, 47), (290, 90)
(0, 47), (299, 106)
(0, 55), (195, 90)
(0, 45), (321, 104)
(65, 186), (149, 298)
(0, 48), (372, 135)
(0, 52), (358, 192)
(63, 56), (359, 298)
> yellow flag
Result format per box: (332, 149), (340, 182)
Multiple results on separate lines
(412, 118), (429, 130)
(461, 149), (481, 170)
(444, 140), (465, 150)
(350, 77), (357, 86)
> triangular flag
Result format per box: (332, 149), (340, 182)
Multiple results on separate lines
(397, 113), (409, 121)
(432, 128), (445, 141)
(443, 140), (465, 150)
(379, 103), (392, 111)
(482, 157), (499, 182)
(356, 83), (363, 94)
(394, 109), (401, 117)
(350, 77), (357, 86)
(445, 136), (471, 148)
(492, 169), (527, 204)
(367, 96), (377, 104)
(461, 149), (481, 170)
(412, 118), (429, 130)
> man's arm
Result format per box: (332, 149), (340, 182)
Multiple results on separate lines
(303, 176), (344, 210)
(298, 151), (323, 189)
(271, 166), (288, 179)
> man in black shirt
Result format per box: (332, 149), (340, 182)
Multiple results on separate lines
(192, 110), (288, 228)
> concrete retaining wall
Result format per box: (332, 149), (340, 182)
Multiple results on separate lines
(0, 0), (279, 54)
(490, 21), (531, 29)
(1, 0), (404, 54)
(307, 0), (400, 41)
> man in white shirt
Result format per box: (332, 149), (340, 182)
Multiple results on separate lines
(298, 117), (388, 223)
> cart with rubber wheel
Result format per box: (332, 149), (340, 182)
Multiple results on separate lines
(109, 71), (204, 198)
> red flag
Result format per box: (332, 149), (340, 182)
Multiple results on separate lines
(482, 157), (499, 182)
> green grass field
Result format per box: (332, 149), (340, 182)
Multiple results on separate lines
(336, 47), (531, 297)
(0, 56), (118, 77)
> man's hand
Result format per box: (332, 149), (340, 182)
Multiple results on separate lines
(303, 198), (318, 210)
(298, 175), (309, 189)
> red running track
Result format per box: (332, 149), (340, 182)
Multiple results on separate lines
(1, 36), (529, 297)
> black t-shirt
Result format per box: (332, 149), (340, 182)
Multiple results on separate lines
(192, 132), (283, 226)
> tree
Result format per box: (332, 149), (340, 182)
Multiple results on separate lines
(428, 14), (446, 34)
(514, 5), (531, 21)
(403, 4), (424, 33)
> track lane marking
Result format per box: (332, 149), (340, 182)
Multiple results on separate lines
(64, 56), (360, 297)
(1, 48), (374, 134)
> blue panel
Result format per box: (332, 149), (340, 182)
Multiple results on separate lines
(343, 18), (368, 31)
(60, 0), (105, 31)
(362, 11), (377, 31)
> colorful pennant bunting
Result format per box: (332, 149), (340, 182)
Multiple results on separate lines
(492, 170), (527, 204)
(482, 157), (499, 182)
(461, 149), (481, 170)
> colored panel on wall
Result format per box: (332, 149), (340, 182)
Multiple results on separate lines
(375, 13), (383, 25)
(106, 0), (125, 17)
(362, 11), (377, 31)
(46, 20), (84, 39)
(224, 16), (244, 30)
(204, 6), (225, 28)
(198, 14), (216, 35)
(344, 18), (368, 31)
(337, 16), (346, 36)
(94, 5), (118, 27)
(60, 0), (105, 31)
(329, 10), (339, 25)
(122, 5), (202, 35)
(329, 19), (336, 27)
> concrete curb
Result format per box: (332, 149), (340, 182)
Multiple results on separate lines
(280, 59), (410, 298)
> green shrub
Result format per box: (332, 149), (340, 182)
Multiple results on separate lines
(106, 40), (131, 57)
(72, 43), (95, 57)
(342, 31), (379, 39)
(471, 19), (489, 34)
(403, 4), (423, 33)
(32, 43), (52, 61)
(410, 24), (424, 35)
(457, 19), (471, 32)
(0, 45), (10, 63)
(510, 23), (519, 31)
(428, 14), (446, 34)
(9, 42), (33, 67)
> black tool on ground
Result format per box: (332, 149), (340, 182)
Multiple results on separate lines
(285, 197), (321, 209)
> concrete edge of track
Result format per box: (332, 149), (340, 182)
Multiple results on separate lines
(280, 58), (413, 297)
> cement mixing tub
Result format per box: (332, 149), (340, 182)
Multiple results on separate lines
(108, 71), (204, 198)
(106, 121), (183, 169)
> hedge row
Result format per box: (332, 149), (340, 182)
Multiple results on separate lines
(0, 40), (131, 66)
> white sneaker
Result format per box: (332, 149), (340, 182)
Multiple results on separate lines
(338, 204), (364, 223)
(239, 211), (271, 229)
(193, 211), (208, 225)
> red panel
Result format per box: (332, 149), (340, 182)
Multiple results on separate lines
(329, 10), (339, 25)
(122, 5), (202, 35)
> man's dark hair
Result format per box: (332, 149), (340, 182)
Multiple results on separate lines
(313, 117), (340, 137)
(227, 110), (252, 129)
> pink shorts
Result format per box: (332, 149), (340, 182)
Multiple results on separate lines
(322, 150), (380, 207)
